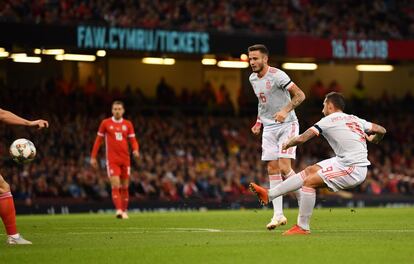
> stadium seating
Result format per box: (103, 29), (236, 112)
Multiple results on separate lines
(0, 78), (412, 203)
(0, 0), (413, 38)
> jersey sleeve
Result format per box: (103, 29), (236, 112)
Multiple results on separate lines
(127, 121), (136, 138)
(97, 120), (106, 137)
(127, 121), (139, 152)
(357, 117), (373, 133)
(275, 70), (294, 90)
(310, 117), (330, 136)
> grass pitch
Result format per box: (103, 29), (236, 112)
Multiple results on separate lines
(1, 208), (413, 264)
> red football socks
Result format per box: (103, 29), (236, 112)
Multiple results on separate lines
(0, 192), (18, 236)
(111, 188), (122, 211)
(120, 187), (129, 212)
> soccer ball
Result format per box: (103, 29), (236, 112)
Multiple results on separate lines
(9, 138), (36, 164)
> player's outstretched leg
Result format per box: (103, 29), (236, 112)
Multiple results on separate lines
(0, 175), (31, 245)
(250, 170), (306, 206)
(250, 166), (315, 206)
(283, 170), (301, 205)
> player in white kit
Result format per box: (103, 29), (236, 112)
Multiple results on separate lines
(249, 92), (387, 235)
(248, 44), (306, 230)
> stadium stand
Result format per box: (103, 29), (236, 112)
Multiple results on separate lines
(0, 0), (413, 38)
(0, 77), (412, 204)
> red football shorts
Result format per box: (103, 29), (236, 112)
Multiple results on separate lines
(106, 162), (130, 179)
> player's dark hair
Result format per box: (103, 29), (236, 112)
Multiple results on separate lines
(112, 100), (124, 107)
(247, 44), (269, 55)
(325, 92), (345, 111)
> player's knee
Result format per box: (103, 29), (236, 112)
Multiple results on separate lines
(279, 164), (292, 176)
(110, 178), (121, 188)
(0, 180), (11, 194)
(267, 162), (279, 175)
(120, 181), (129, 189)
(302, 177), (312, 187)
(304, 165), (319, 177)
(111, 183), (120, 189)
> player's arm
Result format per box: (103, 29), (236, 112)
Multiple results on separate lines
(0, 108), (48, 129)
(284, 84), (306, 113)
(251, 116), (262, 135)
(127, 122), (140, 163)
(90, 121), (106, 169)
(274, 84), (306, 122)
(249, 77), (262, 135)
(282, 127), (316, 150)
(365, 123), (386, 144)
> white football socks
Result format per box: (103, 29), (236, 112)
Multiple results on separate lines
(268, 170), (307, 201)
(269, 174), (284, 218)
(298, 187), (316, 231)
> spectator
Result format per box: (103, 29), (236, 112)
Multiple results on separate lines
(310, 80), (327, 101)
(0, 76), (412, 205)
(1, 0), (412, 39)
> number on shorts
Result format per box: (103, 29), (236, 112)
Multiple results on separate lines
(321, 166), (333, 173)
(115, 132), (123, 141)
(259, 92), (266, 103)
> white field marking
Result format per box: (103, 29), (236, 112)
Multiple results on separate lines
(316, 229), (414, 233)
(50, 226), (414, 233)
(166, 228), (222, 232)
(51, 227), (222, 232)
(4, 228), (414, 237)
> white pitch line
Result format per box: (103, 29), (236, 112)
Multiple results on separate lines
(10, 228), (414, 236)
(166, 228), (222, 232)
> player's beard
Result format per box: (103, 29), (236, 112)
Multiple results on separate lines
(252, 63), (264, 73)
(113, 113), (123, 119)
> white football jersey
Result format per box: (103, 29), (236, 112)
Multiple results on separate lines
(249, 67), (297, 131)
(310, 112), (373, 166)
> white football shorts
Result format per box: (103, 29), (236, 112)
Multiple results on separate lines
(261, 121), (299, 161)
(317, 157), (367, 192)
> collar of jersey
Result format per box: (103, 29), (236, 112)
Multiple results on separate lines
(257, 66), (270, 80)
(111, 117), (124, 123)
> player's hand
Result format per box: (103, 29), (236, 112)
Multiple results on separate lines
(132, 150), (140, 162)
(282, 137), (295, 150)
(274, 110), (288, 123)
(251, 123), (261, 135)
(365, 134), (381, 144)
(282, 141), (289, 151)
(30, 119), (49, 129)
(90, 158), (98, 169)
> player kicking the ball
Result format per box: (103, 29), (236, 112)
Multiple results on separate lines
(248, 44), (306, 230)
(0, 108), (48, 244)
(91, 101), (139, 219)
(249, 92), (386, 235)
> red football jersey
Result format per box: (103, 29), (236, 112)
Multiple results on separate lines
(96, 117), (136, 164)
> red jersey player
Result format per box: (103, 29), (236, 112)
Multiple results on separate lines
(0, 108), (48, 244)
(90, 101), (139, 219)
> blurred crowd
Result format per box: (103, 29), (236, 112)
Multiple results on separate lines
(1, 0), (413, 38)
(0, 77), (413, 205)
